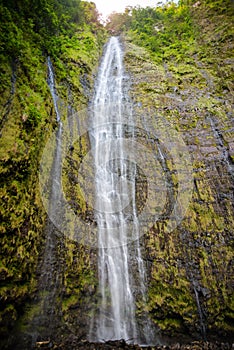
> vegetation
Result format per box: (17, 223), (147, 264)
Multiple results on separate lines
(121, 0), (234, 340)
(0, 0), (106, 346)
(107, 0), (233, 62)
(0, 0), (233, 346)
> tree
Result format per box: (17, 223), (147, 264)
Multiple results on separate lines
(106, 9), (131, 34)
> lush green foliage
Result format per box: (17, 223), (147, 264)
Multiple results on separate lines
(107, 0), (233, 64)
(0, 0), (102, 59)
(122, 0), (234, 339)
(105, 8), (132, 34)
(0, 0), (233, 345)
(0, 1), (106, 344)
(131, 4), (196, 62)
(106, 2), (196, 62)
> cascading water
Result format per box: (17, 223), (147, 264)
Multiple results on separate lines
(37, 58), (64, 325)
(47, 57), (63, 226)
(23, 58), (64, 345)
(48, 57), (60, 122)
(90, 37), (151, 343)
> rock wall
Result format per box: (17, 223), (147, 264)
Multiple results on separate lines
(0, 0), (233, 348)
(123, 2), (233, 341)
(0, 18), (106, 348)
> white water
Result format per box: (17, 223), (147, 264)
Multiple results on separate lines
(90, 37), (149, 343)
(39, 58), (63, 323)
(48, 57), (60, 122)
(24, 58), (63, 346)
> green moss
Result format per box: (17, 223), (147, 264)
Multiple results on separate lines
(123, 0), (233, 339)
(0, 5), (105, 339)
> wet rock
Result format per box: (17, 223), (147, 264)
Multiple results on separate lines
(35, 340), (53, 348)
(123, 26), (234, 343)
(48, 340), (234, 350)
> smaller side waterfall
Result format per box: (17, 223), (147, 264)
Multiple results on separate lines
(39, 58), (64, 318)
(48, 57), (60, 122)
(208, 117), (234, 179)
(21, 58), (64, 347)
(193, 285), (207, 339)
(47, 58), (63, 220)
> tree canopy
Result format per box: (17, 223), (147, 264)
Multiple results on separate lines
(0, 0), (102, 58)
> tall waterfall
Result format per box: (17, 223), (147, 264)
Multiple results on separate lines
(90, 37), (150, 343)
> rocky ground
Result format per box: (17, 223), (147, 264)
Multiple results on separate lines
(34, 339), (233, 349)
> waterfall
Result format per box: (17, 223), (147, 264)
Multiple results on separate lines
(193, 285), (207, 339)
(208, 117), (234, 180)
(48, 57), (60, 122)
(26, 58), (64, 345)
(90, 37), (150, 343)
(47, 57), (63, 221)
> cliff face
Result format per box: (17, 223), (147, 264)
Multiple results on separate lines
(0, 2), (106, 348)
(0, 0), (233, 348)
(123, 0), (234, 342)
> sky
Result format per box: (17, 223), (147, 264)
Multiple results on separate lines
(86, 0), (178, 20)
